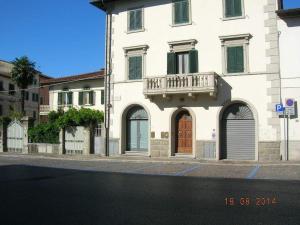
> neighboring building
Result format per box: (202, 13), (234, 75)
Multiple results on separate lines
(277, 4), (300, 160)
(92, 0), (283, 161)
(0, 60), (40, 121)
(41, 70), (105, 119)
(39, 74), (53, 123)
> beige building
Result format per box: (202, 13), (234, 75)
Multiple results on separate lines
(40, 70), (106, 118)
(0, 60), (40, 120)
(92, 0), (284, 161)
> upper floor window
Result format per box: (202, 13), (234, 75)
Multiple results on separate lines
(224, 0), (243, 18)
(173, 0), (190, 25)
(0, 81), (4, 91)
(79, 91), (95, 106)
(219, 34), (251, 75)
(124, 45), (149, 81)
(25, 91), (29, 101)
(128, 56), (143, 80)
(58, 92), (73, 106)
(101, 90), (105, 105)
(9, 84), (15, 96)
(128, 8), (144, 32)
(32, 93), (39, 102)
(227, 46), (244, 73)
(167, 40), (198, 75)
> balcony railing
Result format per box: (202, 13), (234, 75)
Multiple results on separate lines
(39, 105), (50, 115)
(143, 72), (218, 99)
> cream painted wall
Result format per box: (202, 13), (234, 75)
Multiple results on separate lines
(104, 0), (283, 159)
(49, 79), (105, 112)
(111, 0), (268, 82)
(278, 17), (300, 160)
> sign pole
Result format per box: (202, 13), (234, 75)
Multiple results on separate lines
(287, 113), (289, 161)
(283, 109), (287, 160)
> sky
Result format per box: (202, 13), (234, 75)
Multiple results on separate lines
(0, 0), (299, 78)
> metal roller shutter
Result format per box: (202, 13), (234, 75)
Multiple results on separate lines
(222, 120), (255, 160)
(221, 103), (256, 160)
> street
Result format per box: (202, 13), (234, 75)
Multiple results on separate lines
(0, 155), (299, 225)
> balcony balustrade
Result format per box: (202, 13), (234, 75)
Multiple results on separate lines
(143, 72), (218, 99)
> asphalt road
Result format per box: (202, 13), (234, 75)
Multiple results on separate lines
(0, 165), (299, 225)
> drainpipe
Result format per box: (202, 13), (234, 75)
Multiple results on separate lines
(103, 1), (112, 157)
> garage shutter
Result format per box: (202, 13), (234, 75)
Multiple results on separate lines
(221, 104), (255, 160)
(222, 120), (255, 160)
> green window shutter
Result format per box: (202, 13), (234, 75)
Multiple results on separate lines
(225, 0), (233, 17)
(101, 90), (105, 105)
(58, 93), (62, 105)
(174, 0), (189, 24)
(67, 92), (73, 105)
(79, 92), (83, 105)
(89, 91), (94, 105)
(129, 56), (142, 80)
(227, 46), (244, 73)
(135, 9), (142, 30)
(129, 11), (135, 30)
(225, 0), (242, 17)
(189, 49), (199, 73)
(234, 0), (242, 17)
(167, 52), (176, 74)
(135, 56), (142, 79)
(235, 46), (244, 72)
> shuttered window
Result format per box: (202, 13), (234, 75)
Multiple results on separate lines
(167, 50), (198, 74)
(173, 0), (190, 24)
(101, 90), (105, 105)
(58, 92), (73, 106)
(227, 46), (244, 73)
(79, 91), (94, 106)
(128, 56), (142, 80)
(129, 9), (143, 31)
(225, 0), (242, 18)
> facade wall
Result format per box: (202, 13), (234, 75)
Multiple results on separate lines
(49, 78), (105, 112)
(0, 61), (39, 121)
(278, 17), (300, 161)
(106, 0), (281, 160)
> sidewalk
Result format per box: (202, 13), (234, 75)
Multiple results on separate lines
(1, 152), (299, 166)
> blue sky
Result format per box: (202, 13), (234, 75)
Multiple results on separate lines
(0, 0), (299, 78)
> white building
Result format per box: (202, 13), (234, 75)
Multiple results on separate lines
(277, 4), (300, 161)
(92, 0), (284, 161)
(0, 60), (40, 121)
(41, 70), (105, 116)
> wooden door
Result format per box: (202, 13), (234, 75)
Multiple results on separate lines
(176, 112), (193, 154)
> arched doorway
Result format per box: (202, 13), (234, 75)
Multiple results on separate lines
(221, 103), (255, 160)
(126, 106), (149, 152)
(175, 110), (193, 154)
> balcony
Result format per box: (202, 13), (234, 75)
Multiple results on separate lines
(143, 72), (218, 99)
(39, 105), (50, 115)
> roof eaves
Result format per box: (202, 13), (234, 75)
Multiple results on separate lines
(277, 8), (300, 18)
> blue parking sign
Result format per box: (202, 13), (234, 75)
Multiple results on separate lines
(276, 104), (284, 112)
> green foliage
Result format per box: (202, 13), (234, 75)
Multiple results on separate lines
(29, 123), (60, 144)
(11, 56), (36, 89)
(9, 111), (23, 120)
(0, 111), (24, 126)
(48, 110), (64, 123)
(29, 108), (104, 143)
(56, 108), (104, 129)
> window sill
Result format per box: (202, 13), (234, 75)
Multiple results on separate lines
(222, 16), (245, 21)
(223, 72), (250, 76)
(127, 28), (145, 34)
(171, 22), (192, 27)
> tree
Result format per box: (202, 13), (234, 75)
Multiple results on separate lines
(11, 56), (36, 115)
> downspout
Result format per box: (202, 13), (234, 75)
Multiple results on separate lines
(103, 1), (112, 157)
